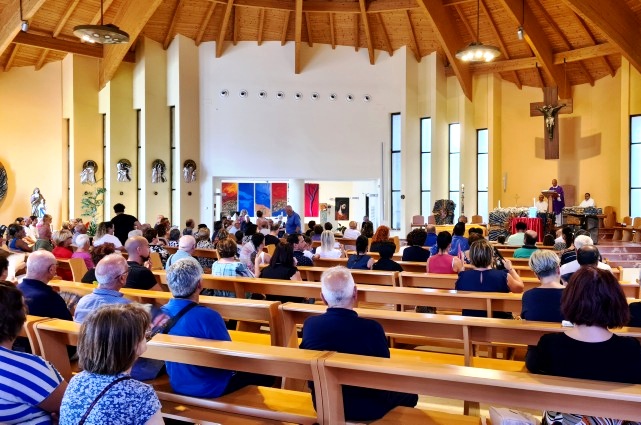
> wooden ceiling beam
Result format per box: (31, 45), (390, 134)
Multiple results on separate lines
(376, 13), (392, 56)
(281, 10), (290, 45)
(35, 48), (49, 70)
(163, 0), (185, 49)
(498, 0), (569, 99)
(405, 11), (420, 62)
(258, 8), (265, 45)
(0, 0), (47, 57)
(329, 13), (335, 49)
(217, 0), (235, 57)
(4, 44), (19, 72)
(534, 1), (593, 86)
(196, 2), (216, 46)
(294, 0), (302, 73)
(359, 0), (375, 65)
(573, 13), (615, 77)
(416, 0), (473, 100)
(561, 0), (641, 74)
(478, 0), (521, 88)
(216, 0), (420, 14)
(232, 7), (239, 45)
(90, 0), (115, 25)
(305, 12), (312, 47)
(100, 0), (163, 89)
(54, 0), (81, 37)
(535, 63), (545, 88)
(13, 31), (135, 62)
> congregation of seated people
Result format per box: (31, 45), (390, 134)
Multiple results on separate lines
(3, 205), (641, 424)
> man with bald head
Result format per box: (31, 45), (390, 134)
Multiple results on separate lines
(165, 235), (196, 270)
(18, 250), (71, 320)
(125, 236), (162, 291)
(560, 236), (612, 276)
(513, 230), (539, 259)
(73, 254), (131, 323)
(300, 266), (417, 421)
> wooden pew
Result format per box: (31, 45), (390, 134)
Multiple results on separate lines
(49, 280), (283, 346)
(34, 319), (326, 424)
(279, 303), (641, 367)
(20, 315), (51, 355)
(318, 352), (641, 424)
(297, 267), (398, 286)
(313, 257), (429, 273)
(164, 246), (219, 260)
(399, 271), (639, 297)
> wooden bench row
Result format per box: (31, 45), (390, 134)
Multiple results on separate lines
(32, 318), (641, 424)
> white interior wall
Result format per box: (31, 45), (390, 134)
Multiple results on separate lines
(198, 41), (406, 226)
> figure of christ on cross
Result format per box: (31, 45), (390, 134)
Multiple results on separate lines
(530, 87), (573, 159)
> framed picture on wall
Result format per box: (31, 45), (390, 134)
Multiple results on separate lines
(335, 197), (349, 220)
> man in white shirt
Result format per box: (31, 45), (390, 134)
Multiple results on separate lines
(560, 236), (611, 276)
(535, 194), (548, 213)
(578, 192), (595, 208)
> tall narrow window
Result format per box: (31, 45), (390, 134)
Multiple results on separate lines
(420, 118), (432, 216)
(477, 129), (489, 222)
(631, 115), (641, 217)
(391, 113), (401, 230)
(449, 123), (461, 219)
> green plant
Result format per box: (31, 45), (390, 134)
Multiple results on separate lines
(81, 181), (106, 236)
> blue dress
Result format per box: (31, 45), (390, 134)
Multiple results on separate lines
(455, 269), (511, 318)
(347, 254), (371, 270)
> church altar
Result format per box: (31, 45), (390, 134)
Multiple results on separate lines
(488, 207), (530, 241)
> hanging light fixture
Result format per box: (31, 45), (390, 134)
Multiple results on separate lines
(516, 0), (525, 40)
(19, 0), (29, 32)
(73, 0), (129, 44)
(455, 0), (500, 62)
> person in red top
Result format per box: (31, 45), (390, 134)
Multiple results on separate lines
(51, 229), (73, 280)
(426, 232), (464, 274)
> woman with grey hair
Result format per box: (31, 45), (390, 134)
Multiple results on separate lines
(521, 250), (565, 322)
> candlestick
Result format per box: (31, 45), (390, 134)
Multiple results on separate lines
(498, 200), (501, 208)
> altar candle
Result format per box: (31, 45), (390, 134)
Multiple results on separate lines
(533, 198), (536, 207)
(498, 200), (501, 208)
(461, 184), (464, 190)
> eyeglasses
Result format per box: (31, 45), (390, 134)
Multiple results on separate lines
(116, 270), (129, 280)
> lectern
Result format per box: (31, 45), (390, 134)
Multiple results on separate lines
(541, 190), (559, 233)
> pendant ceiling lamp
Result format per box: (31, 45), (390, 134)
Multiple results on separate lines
(455, 0), (500, 62)
(73, 0), (129, 44)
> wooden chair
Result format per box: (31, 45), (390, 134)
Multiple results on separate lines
(390, 236), (400, 253)
(265, 244), (276, 257)
(149, 251), (163, 270)
(471, 215), (483, 224)
(67, 257), (88, 282)
(622, 218), (637, 242)
(633, 217), (641, 243)
(603, 206), (616, 228)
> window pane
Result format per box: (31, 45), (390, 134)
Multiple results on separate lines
(632, 116), (641, 144)
(449, 191), (460, 219)
(392, 114), (401, 151)
(449, 123), (460, 153)
(449, 153), (460, 191)
(478, 129), (488, 153)
(392, 152), (401, 190)
(421, 192), (431, 217)
(632, 145), (641, 187)
(421, 118), (432, 152)
(477, 192), (488, 224)
(392, 191), (402, 230)
(421, 153), (431, 191)
(477, 153), (488, 191)
(632, 189), (641, 218)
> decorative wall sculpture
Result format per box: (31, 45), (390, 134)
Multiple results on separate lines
(0, 162), (7, 202)
(183, 160), (197, 183)
(238, 183), (255, 216)
(254, 183), (271, 217)
(116, 159), (132, 182)
(151, 160), (167, 183)
(221, 182), (239, 216)
(80, 160), (97, 184)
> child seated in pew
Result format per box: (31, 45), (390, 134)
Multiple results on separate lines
(372, 242), (403, 272)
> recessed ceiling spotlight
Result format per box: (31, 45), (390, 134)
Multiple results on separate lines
(311, 92), (320, 100)
(258, 90), (267, 98)
(329, 93), (337, 101)
(219, 90), (229, 98)
(276, 91), (285, 99)
(239, 90), (248, 98)
(294, 92), (303, 100)
(363, 94), (371, 102)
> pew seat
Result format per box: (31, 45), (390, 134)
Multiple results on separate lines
(371, 408), (482, 425)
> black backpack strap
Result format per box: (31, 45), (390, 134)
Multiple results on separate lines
(78, 376), (132, 425)
(163, 302), (199, 335)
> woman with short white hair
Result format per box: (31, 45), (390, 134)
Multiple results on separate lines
(71, 234), (94, 270)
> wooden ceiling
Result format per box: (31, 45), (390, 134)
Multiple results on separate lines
(1, 0), (640, 99)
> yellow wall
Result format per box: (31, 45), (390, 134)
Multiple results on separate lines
(499, 73), (622, 211)
(0, 63), (64, 227)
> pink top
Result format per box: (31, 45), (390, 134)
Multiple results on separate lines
(426, 253), (457, 274)
(71, 251), (95, 270)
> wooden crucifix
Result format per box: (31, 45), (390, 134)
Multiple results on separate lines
(530, 87), (573, 159)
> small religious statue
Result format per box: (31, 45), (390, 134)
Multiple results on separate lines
(30, 187), (45, 217)
(183, 160), (197, 183)
(80, 160), (97, 184)
(151, 159), (167, 184)
(535, 104), (566, 140)
(116, 159), (132, 182)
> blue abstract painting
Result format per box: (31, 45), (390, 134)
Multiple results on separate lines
(255, 183), (271, 217)
(238, 183), (255, 216)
